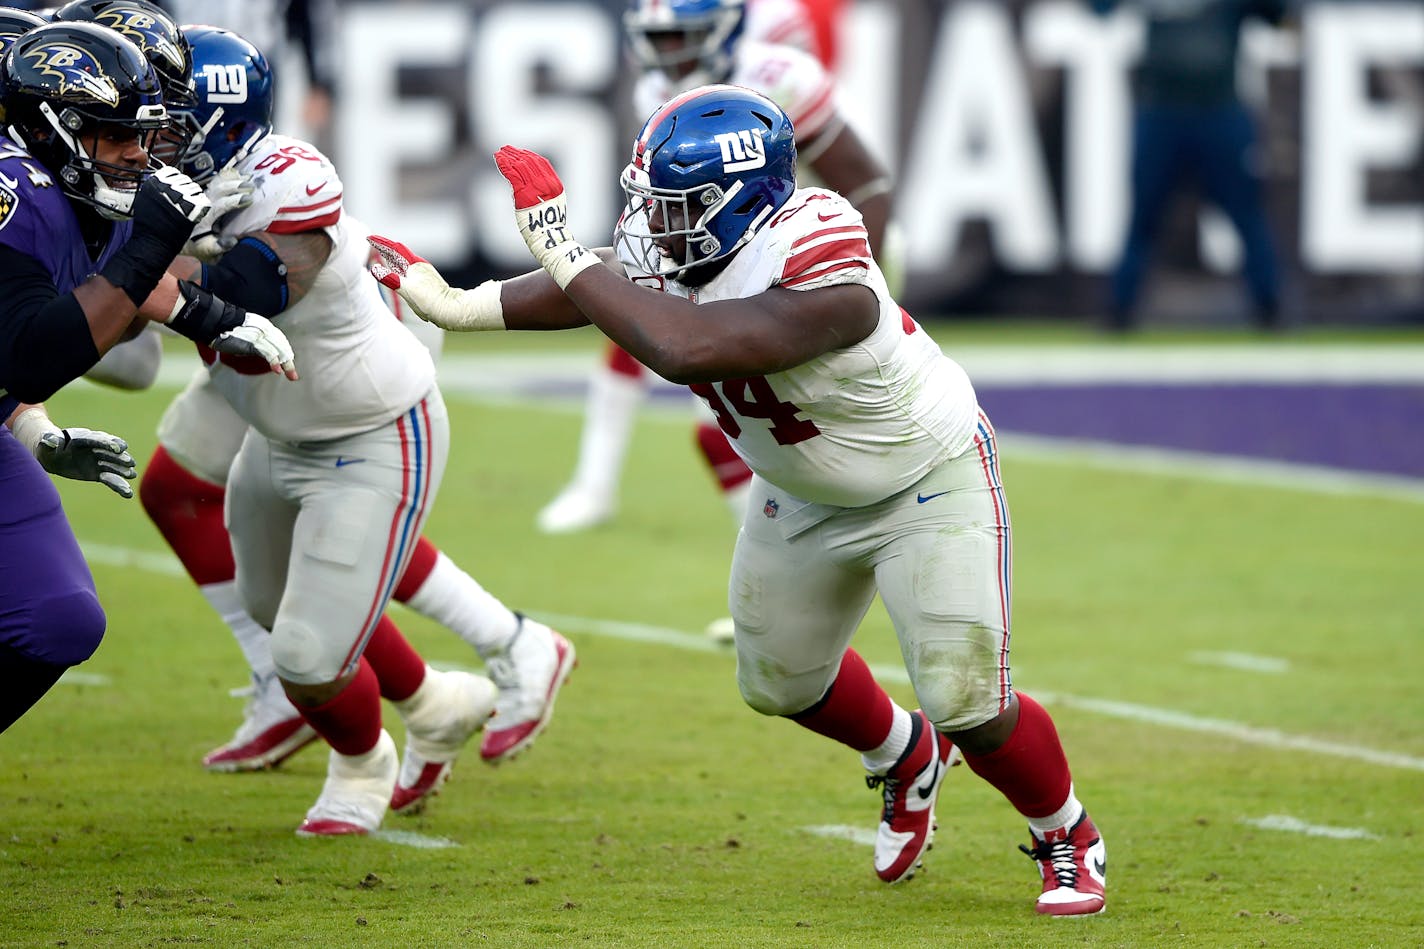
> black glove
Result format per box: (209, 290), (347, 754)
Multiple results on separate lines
(164, 279), (246, 343)
(100, 166), (212, 305)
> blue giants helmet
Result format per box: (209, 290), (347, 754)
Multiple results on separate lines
(624, 0), (746, 86)
(175, 25), (272, 182)
(616, 83), (796, 282)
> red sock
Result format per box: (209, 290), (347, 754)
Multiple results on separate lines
(362, 616), (426, 702)
(294, 658), (382, 756)
(606, 343), (646, 379)
(960, 692), (1073, 819)
(138, 445), (234, 585)
(393, 535), (439, 603)
(788, 649), (894, 752)
(695, 422), (753, 494)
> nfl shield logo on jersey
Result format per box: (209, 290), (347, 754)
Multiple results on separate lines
(763, 497), (779, 519)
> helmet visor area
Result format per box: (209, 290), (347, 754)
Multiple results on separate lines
(617, 163), (725, 279)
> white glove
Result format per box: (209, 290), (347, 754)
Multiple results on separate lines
(183, 167), (254, 261)
(493, 146), (599, 289)
(367, 235), (504, 331)
(11, 406), (139, 499)
(211, 313), (299, 380)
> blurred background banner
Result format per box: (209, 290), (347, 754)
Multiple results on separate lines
(315, 0), (1422, 325)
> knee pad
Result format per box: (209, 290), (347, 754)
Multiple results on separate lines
(270, 620), (333, 685)
(907, 633), (1005, 733)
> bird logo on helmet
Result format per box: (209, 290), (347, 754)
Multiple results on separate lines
(22, 41), (120, 105)
(615, 83), (796, 282)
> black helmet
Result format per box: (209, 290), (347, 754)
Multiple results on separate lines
(0, 20), (165, 218)
(52, 0), (193, 110)
(0, 10), (45, 59)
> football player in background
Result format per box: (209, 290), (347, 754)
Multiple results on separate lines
(369, 85), (1107, 915)
(537, 0), (894, 551)
(0, 21), (293, 733)
(130, 26), (576, 830)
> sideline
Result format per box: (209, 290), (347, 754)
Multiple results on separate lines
(78, 541), (1424, 775)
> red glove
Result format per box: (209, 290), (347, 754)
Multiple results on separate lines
(367, 235), (427, 290)
(494, 145), (565, 210)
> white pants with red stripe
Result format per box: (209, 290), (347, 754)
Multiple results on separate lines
(156, 368), (249, 485)
(226, 389), (449, 685)
(730, 411), (1013, 733)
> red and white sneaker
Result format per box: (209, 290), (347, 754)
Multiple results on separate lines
(203, 679), (318, 772)
(479, 617), (576, 764)
(1020, 813), (1107, 916)
(390, 669), (498, 814)
(297, 730), (398, 837)
(866, 710), (960, 883)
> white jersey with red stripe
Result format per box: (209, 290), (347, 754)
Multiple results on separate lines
(745, 0), (818, 57)
(617, 188), (978, 508)
(632, 39), (839, 146)
(203, 133), (436, 443)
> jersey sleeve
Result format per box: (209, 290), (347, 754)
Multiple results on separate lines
(774, 192), (872, 291)
(737, 42), (839, 143)
(227, 136), (343, 237)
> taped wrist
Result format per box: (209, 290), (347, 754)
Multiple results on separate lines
(10, 405), (60, 456)
(197, 236), (289, 317)
(165, 281), (247, 344)
(99, 229), (184, 305)
(517, 198), (600, 290)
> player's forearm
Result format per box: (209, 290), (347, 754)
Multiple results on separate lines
(498, 265), (595, 331)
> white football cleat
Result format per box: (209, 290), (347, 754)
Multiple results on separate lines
(481, 616), (576, 764)
(203, 675), (318, 772)
(296, 729), (398, 837)
(535, 483), (616, 534)
(704, 616), (736, 645)
(390, 668), (498, 814)
(1021, 813), (1107, 916)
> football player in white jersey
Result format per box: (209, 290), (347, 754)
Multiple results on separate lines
(131, 26), (574, 835)
(536, 0), (892, 543)
(368, 86), (1108, 916)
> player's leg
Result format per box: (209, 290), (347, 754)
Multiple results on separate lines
(0, 433), (107, 733)
(728, 477), (950, 883)
(1111, 104), (1188, 329)
(1196, 102), (1281, 327)
(392, 537), (575, 765)
(140, 368), (315, 771)
(877, 412), (1103, 915)
(536, 342), (648, 533)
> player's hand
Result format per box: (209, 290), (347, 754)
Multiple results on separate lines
(34, 428), (137, 499)
(133, 165), (211, 246)
(183, 167), (254, 261)
(211, 313), (299, 381)
(493, 146), (599, 289)
(367, 235), (505, 331)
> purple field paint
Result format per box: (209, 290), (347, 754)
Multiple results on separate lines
(974, 385), (1424, 479)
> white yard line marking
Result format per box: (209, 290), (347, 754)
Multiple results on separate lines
(57, 670), (111, 687)
(1241, 815), (1381, 840)
(803, 825), (878, 847)
(1188, 652), (1291, 674)
(371, 830), (461, 849)
(80, 540), (1424, 775)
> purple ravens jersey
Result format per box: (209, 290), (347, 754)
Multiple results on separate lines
(0, 132), (131, 419)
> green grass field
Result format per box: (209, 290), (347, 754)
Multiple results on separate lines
(2, 327), (1422, 948)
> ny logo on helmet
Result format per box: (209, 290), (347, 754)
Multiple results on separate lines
(714, 128), (765, 173)
(24, 43), (119, 106)
(201, 63), (247, 103)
